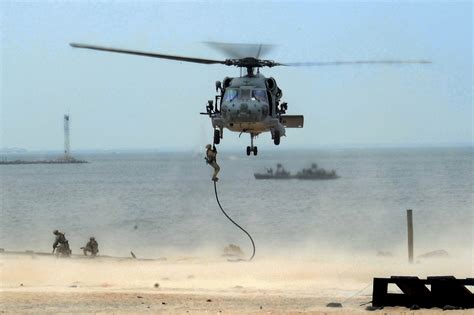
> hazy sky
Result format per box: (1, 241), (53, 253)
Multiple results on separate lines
(1, 1), (472, 151)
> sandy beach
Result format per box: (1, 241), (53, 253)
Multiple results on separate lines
(1, 252), (472, 314)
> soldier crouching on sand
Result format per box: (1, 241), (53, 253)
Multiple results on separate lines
(205, 144), (220, 181)
(52, 229), (71, 257)
(81, 237), (99, 257)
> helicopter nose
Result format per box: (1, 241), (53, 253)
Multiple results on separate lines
(222, 101), (265, 122)
(236, 103), (250, 119)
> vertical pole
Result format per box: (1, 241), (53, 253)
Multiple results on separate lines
(64, 114), (70, 160)
(407, 209), (414, 263)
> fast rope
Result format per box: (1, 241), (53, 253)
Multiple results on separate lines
(213, 180), (256, 261)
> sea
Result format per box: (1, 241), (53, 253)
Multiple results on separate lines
(0, 147), (472, 259)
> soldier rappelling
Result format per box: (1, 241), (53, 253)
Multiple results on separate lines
(205, 144), (220, 181)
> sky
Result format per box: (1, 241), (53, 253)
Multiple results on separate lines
(1, 1), (472, 151)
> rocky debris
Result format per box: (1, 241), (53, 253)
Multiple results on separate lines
(365, 305), (383, 311)
(418, 249), (449, 259)
(410, 304), (420, 310)
(223, 244), (244, 257)
(154, 283), (160, 288)
(206, 299), (212, 302)
(187, 275), (195, 279)
(443, 305), (459, 310)
(137, 296), (143, 299)
(326, 302), (342, 308)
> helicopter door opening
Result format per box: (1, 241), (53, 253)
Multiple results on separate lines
(266, 91), (273, 116)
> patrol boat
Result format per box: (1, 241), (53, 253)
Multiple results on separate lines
(254, 163), (339, 180)
(294, 163), (339, 180)
(254, 163), (291, 179)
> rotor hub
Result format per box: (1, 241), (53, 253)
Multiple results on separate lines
(225, 57), (279, 68)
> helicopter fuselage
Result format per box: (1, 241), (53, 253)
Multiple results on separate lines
(204, 72), (303, 154)
(214, 74), (281, 133)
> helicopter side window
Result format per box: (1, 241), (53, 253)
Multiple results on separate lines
(223, 89), (238, 102)
(252, 89), (268, 103)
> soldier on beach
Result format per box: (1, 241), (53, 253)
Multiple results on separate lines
(205, 144), (220, 181)
(52, 230), (71, 257)
(81, 237), (99, 257)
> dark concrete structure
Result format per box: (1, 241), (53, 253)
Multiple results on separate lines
(372, 276), (474, 309)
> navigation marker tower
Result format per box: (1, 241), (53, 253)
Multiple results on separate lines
(64, 114), (70, 160)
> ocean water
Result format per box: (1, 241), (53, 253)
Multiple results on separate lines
(0, 147), (472, 259)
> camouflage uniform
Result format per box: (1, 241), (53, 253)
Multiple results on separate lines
(82, 237), (99, 256)
(205, 144), (220, 181)
(53, 230), (71, 257)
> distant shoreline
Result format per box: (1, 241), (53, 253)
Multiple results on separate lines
(0, 159), (88, 165)
(0, 145), (472, 156)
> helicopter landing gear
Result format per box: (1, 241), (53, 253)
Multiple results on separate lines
(213, 129), (221, 145)
(246, 133), (258, 156)
(246, 146), (258, 156)
(273, 130), (281, 145)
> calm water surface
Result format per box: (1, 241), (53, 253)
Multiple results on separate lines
(1, 148), (472, 258)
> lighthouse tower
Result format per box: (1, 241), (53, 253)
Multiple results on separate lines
(64, 114), (70, 160)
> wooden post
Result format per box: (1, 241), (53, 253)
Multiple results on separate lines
(407, 209), (414, 263)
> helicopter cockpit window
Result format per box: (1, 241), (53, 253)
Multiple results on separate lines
(223, 89), (238, 102)
(252, 89), (268, 103)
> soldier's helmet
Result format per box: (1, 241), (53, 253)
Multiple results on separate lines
(205, 144), (212, 149)
(53, 229), (59, 235)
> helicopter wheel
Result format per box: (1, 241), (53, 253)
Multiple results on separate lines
(273, 131), (280, 145)
(253, 146), (258, 156)
(213, 129), (220, 145)
(246, 146), (251, 156)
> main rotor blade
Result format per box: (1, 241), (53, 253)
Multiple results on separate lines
(203, 41), (275, 59)
(283, 60), (432, 67)
(70, 43), (228, 65)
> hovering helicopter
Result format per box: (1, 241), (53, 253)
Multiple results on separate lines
(70, 42), (430, 155)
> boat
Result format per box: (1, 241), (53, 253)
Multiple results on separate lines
(294, 163), (339, 180)
(254, 163), (339, 180)
(254, 163), (291, 179)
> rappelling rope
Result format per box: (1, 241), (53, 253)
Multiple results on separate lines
(213, 180), (256, 261)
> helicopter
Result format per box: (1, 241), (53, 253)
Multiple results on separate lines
(70, 42), (430, 155)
